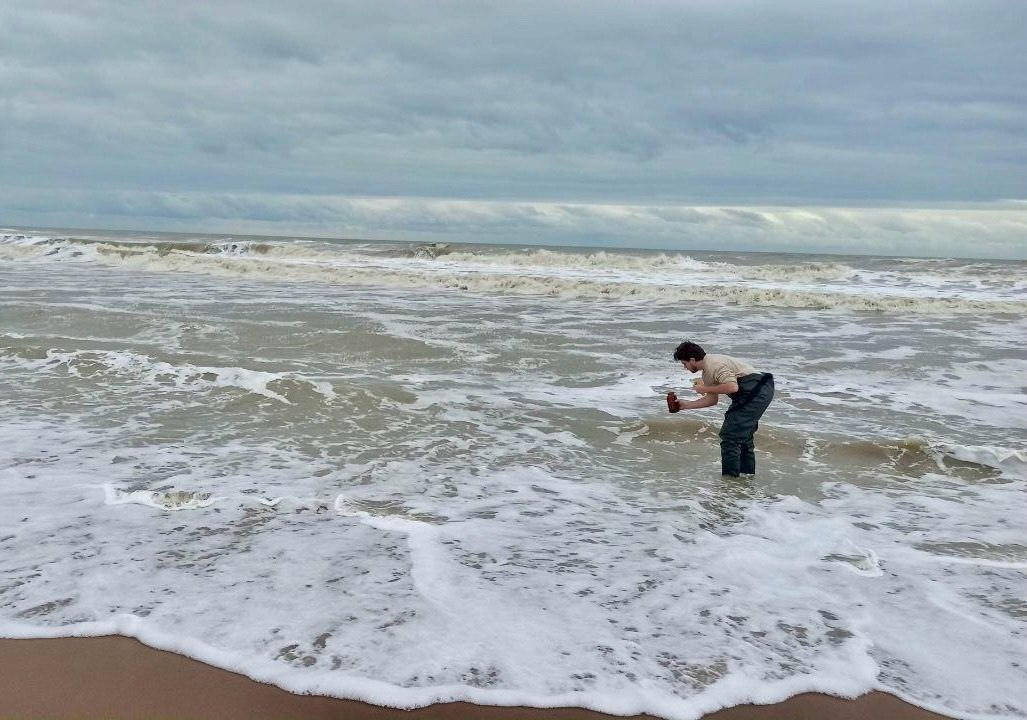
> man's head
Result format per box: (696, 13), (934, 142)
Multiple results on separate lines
(673, 341), (705, 373)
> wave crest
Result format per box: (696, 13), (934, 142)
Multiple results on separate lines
(4, 234), (1022, 315)
(1, 347), (336, 405)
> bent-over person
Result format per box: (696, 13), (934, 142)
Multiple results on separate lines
(667, 341), (774, 477)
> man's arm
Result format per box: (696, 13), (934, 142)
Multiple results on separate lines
(677, 393), (720, 410)
(693, 381), (738, 396)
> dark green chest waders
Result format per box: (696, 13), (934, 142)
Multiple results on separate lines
(719, 373), (775, 477)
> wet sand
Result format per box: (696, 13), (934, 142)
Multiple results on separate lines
(0, 636), (952, 720)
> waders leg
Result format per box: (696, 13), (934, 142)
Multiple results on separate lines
(718, 419), (746, 477)
(739, 432), (757, 475)
(719, 378), (774, 477)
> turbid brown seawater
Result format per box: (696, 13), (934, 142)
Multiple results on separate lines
(2, 228), (1025, 719)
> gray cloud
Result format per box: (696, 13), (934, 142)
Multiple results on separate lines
(1, 1), (1025, 256)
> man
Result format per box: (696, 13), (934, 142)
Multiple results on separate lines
(667, 341), (774, 477)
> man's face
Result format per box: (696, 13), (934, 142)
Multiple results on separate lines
(682, 359), (699, 374)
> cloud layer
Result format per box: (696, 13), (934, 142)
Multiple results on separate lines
(7, 188), (1026, 259)
(2, 1), (1025, 256)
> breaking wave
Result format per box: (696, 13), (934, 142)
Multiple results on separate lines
(380, 242), (457, 260)
(0, 346), (336, 405)
(3, 233), (1023, 314)
(624, 419), (1023, 480)
(101, 485), (336, 514)
(441, 248), (855, 281)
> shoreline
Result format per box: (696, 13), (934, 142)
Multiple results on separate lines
(0, 636), (952, 720)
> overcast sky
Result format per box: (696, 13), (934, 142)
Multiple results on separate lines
(2, 1), (1025, 257)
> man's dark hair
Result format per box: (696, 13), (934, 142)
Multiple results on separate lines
(673, 341), (706, 362)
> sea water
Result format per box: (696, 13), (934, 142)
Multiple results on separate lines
(1, 229), (1025, 719)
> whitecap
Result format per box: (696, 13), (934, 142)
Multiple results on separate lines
(102, 484), (218, 511)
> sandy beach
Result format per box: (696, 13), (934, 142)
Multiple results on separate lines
(0, 636), (951, 720)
